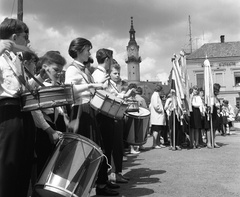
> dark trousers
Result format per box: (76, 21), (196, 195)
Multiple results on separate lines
(35, 120), (56, 177)
(0, 103), (35, 197)
(95, 113), (114, 185)
(112, 119), (124, 173)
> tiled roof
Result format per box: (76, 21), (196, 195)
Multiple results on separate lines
(186, 41), (240, 59)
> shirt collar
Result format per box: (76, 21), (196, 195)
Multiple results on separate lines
(73, 60), (85, 71)
(97, 66), (106, 73)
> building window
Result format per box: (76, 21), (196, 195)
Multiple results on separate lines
(234, 72), (240, 86)
(215, 72), (223, 86)
(236, 97), (240, 108)
(196, 73), (204, 89)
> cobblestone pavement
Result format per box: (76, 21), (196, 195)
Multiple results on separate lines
(90, 128), (240, 197)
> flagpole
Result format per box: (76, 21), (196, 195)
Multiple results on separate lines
(18, 0), (23, 21)
(210, 113), (214, 148)
(173, 109), (176, 149)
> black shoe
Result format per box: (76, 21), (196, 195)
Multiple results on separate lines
(106, 181), (120, 189)
(96, 186), (119, 196)
(176, 146), (182, 150)
(115, 174), (128, 183)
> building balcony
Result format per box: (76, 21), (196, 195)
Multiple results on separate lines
(125, 56), (141, 63)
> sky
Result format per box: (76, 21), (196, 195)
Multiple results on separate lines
(0, 0), (240, 83)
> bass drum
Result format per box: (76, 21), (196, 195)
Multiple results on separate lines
(34, 133), (104, 197)
(124, 107), (150, 146)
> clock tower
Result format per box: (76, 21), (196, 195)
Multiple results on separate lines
(126, 17), (141, 83)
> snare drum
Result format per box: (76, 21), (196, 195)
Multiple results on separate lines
(124, 107), (150, 145)
(21, 85), (74, 111)
(90, 89), (128, 119)
(34, 133), (104, 197)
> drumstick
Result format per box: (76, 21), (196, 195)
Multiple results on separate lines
(24, 66), (45, 87)
(67, 106), (81, 133)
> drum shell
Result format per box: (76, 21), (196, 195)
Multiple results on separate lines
(90, 90), (128, 119)
(21, 85), (74, 111)
(34, 133), (103, 197)
(124, 107), (150, 145)
(125, 99), (139, 113)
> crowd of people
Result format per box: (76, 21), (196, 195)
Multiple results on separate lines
(148, 83), (237, 151)
(0, 17), (150, 197)
(0, 17), (238, 197)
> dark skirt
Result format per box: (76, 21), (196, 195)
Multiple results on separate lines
(70, 103), (102, 147)
(201, 113), (211, 130)
(212, 105), (223, 131)
(190, 107), (202, 129)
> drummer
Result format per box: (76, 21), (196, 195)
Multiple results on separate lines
(31, 51), (68, 178)
(0, 17), (45, 197)
(92, 49), (122, 196)
(19, 50), (39, 78)
(104, 60), (133, 184)
(125, 83), (142, 154)
(64, 39), (119, 196)
(65, 37), (104, 140)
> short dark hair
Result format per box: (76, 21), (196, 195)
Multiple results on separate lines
(21, 51), (39, 63)
(68, 37), (92, 59)
(136, 87), (143, 95)
(128, 83), (137, 89)
(110, 59), (120, 71)
(223, 100), (229, 105)
(36, 51), (66, 74)
(213, 83), (221, 92)
(155, 84), (162, 92)
(0, 18), (28, 39)
(96, 48), (113, 64)
(43, 51), (66, 66)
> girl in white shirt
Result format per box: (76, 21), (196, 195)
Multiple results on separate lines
(189, 86), (203, 149)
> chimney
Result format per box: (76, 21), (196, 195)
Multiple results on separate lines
(220, 35), (225, 43)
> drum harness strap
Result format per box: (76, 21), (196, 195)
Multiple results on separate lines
(70, 62), (95, 97)
(3, 51), (32, 94)
(3, 51), (45, 97)
(108, 79), (120, 94)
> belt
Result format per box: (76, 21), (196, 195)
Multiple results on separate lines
(0, 98), (20, 106)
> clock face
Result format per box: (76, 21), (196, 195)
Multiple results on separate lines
(128, 45), (136, 56)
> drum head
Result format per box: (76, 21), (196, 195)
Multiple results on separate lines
(126, 107), (150, 118)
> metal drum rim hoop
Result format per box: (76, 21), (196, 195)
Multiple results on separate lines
(35, 133), (104, 197)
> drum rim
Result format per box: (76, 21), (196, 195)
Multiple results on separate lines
(21, 84), (73, 95)
(60, 133), (103, 152)
(125, 107), (150, 118)
(95, 89), (127, 104)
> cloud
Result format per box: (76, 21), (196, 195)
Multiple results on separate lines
(0, 0), (239, 82)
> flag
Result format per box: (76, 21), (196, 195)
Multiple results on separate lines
(170, 55), (185, 120)
(204, 58), (214, 113)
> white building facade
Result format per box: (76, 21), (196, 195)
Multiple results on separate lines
(186, 36), (240, 106)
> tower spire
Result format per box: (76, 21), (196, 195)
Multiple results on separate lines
(129, 16), (136, 43)
(129, 16), (137, 45)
